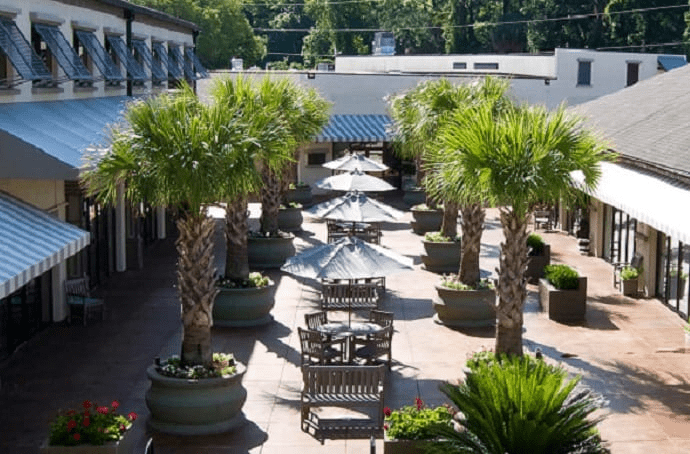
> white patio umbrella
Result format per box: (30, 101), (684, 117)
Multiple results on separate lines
(314, 169), (396, 192)
(322, 153), (389, 172)
(307, 191), (404, 223)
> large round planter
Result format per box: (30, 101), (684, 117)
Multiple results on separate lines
(432, 285), (496, 327)
(277, 206), (303, 232)
(247, 234), (295, 269)
(40, 424), (137, 454)
(145, 362), (247, 436)
(525, 245), (550, 284)
(421, 240), (461, 274)
(410, 208), (443, 235)
(403, 188), (426, 207)
(284, 186), (312, 206)
(213, 284), (276, 327)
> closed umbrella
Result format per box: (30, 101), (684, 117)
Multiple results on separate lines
(314, 169), (395, 192)
(323, 153), (389, 172)
(307, 191), (404, 223)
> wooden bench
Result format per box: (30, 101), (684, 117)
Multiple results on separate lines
(321, 279), (382, 311)
(65, 276), (105, 326)
(301, 365), (385, 441)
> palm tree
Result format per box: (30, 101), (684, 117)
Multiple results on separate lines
(435, 103), (608, 355)
(83, 85), (257, 367)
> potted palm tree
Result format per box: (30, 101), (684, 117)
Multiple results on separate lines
(83, 86), (249, 435)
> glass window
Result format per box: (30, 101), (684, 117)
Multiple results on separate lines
(577, 60), (591, 86)
(307, 153), (326, 166)
(0, 17), (51, 83)
(474, 62), (498, 70)
(32, 23), (92, 82)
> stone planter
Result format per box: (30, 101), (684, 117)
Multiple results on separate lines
(621, 278), (638, 297)
(383, 436), (433, 454)
(247, 234), (295, 269)
(432, 284), (496, 327)
(213, 283), (276, 327)
(410, 208), (443, 235)
(277, 206), (303, 232)
(402, 188), (426, 207)
(284, 186), (312, 206)
(421, 239), (461, 274)
(538, 277), (587, 323)
(669, 277), (686, 300)
(145, 362), (247, 436)
(40, 425), (136, 454)
(525, 245), (550, 284)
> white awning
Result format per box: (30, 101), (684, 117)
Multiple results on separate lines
(0, 193), (90, 299)
(573, 162), (690, 244)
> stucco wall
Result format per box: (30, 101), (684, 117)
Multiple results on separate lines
(0, 178), (66, 220)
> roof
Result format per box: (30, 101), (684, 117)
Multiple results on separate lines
(86, 0), (200, 32)
(0, 96), (130, 180)
(0, 192), (90, 299)
(657, 55), (687, 71)
(570, 63), (690, 177)
(315, 114), (392, 143)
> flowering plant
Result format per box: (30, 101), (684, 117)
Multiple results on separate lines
(158, 352), (237, 379)
(48, 400), (137, 446)
(383, 397), (454, 440)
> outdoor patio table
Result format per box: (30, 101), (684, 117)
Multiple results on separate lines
(316, 322), (384, 362)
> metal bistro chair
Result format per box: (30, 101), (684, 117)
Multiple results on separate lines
(613, 253), (643, 289)
(304, 311), (328, 331)
(353, 325), (393, 369)
(298, 327), (346, 366)
(369, 310), (394, 328)
(65, 275), (105, 326)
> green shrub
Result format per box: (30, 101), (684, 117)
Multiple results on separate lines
(411, 203), (442, 211)
(384, 398), (454, 440)
(427, 355), (609, 454)
(424, 231), (460, 243)
(669, 266), (688, 279)
(527, 233), (545, 256)
(441, 277), (494, 291)
(544, 264), (580, 290)
(619, 266), (640, 280)
(279, 202), (302, 209)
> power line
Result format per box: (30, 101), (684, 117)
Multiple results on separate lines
(253, 3), (690, 32)
(597, 41), (686, 50)
(248, 0), (384, 7)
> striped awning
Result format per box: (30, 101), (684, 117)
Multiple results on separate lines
(315, 114), (391, 143)
(573, 162), (690, 244)
(0, 193), (90, 299)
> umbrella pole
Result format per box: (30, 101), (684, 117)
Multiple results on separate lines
(348, 278), (353, 326)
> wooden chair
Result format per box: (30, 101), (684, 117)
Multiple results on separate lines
(533, 209), (554, 230)
(304, 311), (328, 331)
(298, 327), (346, 366)
(353, 326), (393, 369)
(65, 275), (105, 326)
(369, 310), (394, 328)
(613, 253), (643, 289)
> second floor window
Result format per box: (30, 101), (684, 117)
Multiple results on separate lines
(577, 60), (591, 86)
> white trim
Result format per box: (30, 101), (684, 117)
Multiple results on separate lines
(29, 11), (64, 25)
(103, 26), (124, 36)
(71, 20), (98, 32)
(0, 4), (20, 17)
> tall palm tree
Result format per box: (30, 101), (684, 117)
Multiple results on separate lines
(83, 85), (257, 367)
(435, 103), (608, 355)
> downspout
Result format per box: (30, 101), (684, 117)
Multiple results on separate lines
(124, 8), (134, 97)
(192, 29), (199, 94)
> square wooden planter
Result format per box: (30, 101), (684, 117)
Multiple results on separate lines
(526, 245), (550, 284)
(538, 277), (587, 323)
(621, 278), (638, 297)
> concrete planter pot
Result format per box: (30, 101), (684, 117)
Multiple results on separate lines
(669, 277), (686, 300)
(213, 283), (276, 327)
(432, 284), (496, 327)
(383, 435), (433, 454)
(410, 208), (443, 235)
(621, 278), (638, 297)
(277, 206), (303, 232)
(284, 186), (312, 206)
(538, 277), (587, 323)
(421, 240), (461, 274)
(145, 362), (247, 436)
(40, 425), (137, 454)
(525, 245), (550, 284)
(402, 188), (426, 207)
(247, 234), (295, 269)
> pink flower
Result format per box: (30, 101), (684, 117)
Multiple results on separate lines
(82, 400), (92, 410)
(111, 401), (120, 411)
(383, 407), (392, 417)
(73, 433), (81, 441)
(128, 412), (138, 421)
(82, 416), (90, 427)
(96, 406), (109, 415)
(415, 397), (423, 410)
(66, 420), (76, 432)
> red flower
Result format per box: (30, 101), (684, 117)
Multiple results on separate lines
(97, 406), (109, 415)
(383, 407), (392, 417)
(82, 416), (90, 427)
(67, 410), (76, 416)
(415, 397), (423, 410)
(66, 420), (76, 431)
(128, 412), (138, 421)
(73, 433), (81, 441)
(82, 400), (92, 410)
(383, 424), (389, 431)
(119, 424), (126, 432)
(111, 401), (120, 410)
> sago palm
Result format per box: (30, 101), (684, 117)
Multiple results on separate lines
(83, 85), (257, 367)
(434, 103), (608, 355)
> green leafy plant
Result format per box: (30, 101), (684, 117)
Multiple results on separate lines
(217, 272), (272, 289)
(620, 266), (640, 280)
(384, 397), (454, 440)
(411, 203), (442, 211)
(424, 231), (460, 243)
(289, 181), (309, 189)
(427, 354), (609, 454)
(544, 264), (580, 290)
(669, 266), (688, 279)
(279, 202), (302, 209)
(683, 322), (690, 334)
(527, 233), (545, 256)
(441, 276), (494, 291)
(158, 352), (237, 379)
(48, 400), (136, 446)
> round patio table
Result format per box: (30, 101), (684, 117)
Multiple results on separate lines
(317, 322), (384, 363)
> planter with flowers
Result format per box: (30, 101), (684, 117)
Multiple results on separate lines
(277, 202), (303, 232)
(410, 204), (443, 235)
(213, 272), (276, 327)
(146, 352), (247, 435)
(432, 277), (496, 327)
(421, 232), (461, 274)
(284, 182), (312, 206)
(41, 400), (137, 454)
(383, 398), (454, 454)
(620, 266), (640, 297)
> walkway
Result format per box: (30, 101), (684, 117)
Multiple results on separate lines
(1, 196), (688, 453)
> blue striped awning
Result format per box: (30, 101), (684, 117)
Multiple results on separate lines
(0, 193), (90, 299)
(657, 56), (687, 72)
(315, 114), (392, 143)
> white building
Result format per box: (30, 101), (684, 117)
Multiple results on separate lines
(0, 0), (207, 359)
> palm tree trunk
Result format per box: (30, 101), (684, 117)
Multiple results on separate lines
(177, 213), (218, 367)
(260, 167), (281, 235)
(441, 201), (458, 238)
(224, 198), (249, 282)
(495, 207), (529, 356)
(458, 203), (485, 286)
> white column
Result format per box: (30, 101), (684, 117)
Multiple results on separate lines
(52, 263), (67, 322)
(115, 183), (127, 272)
(156, 206), (166, 239)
